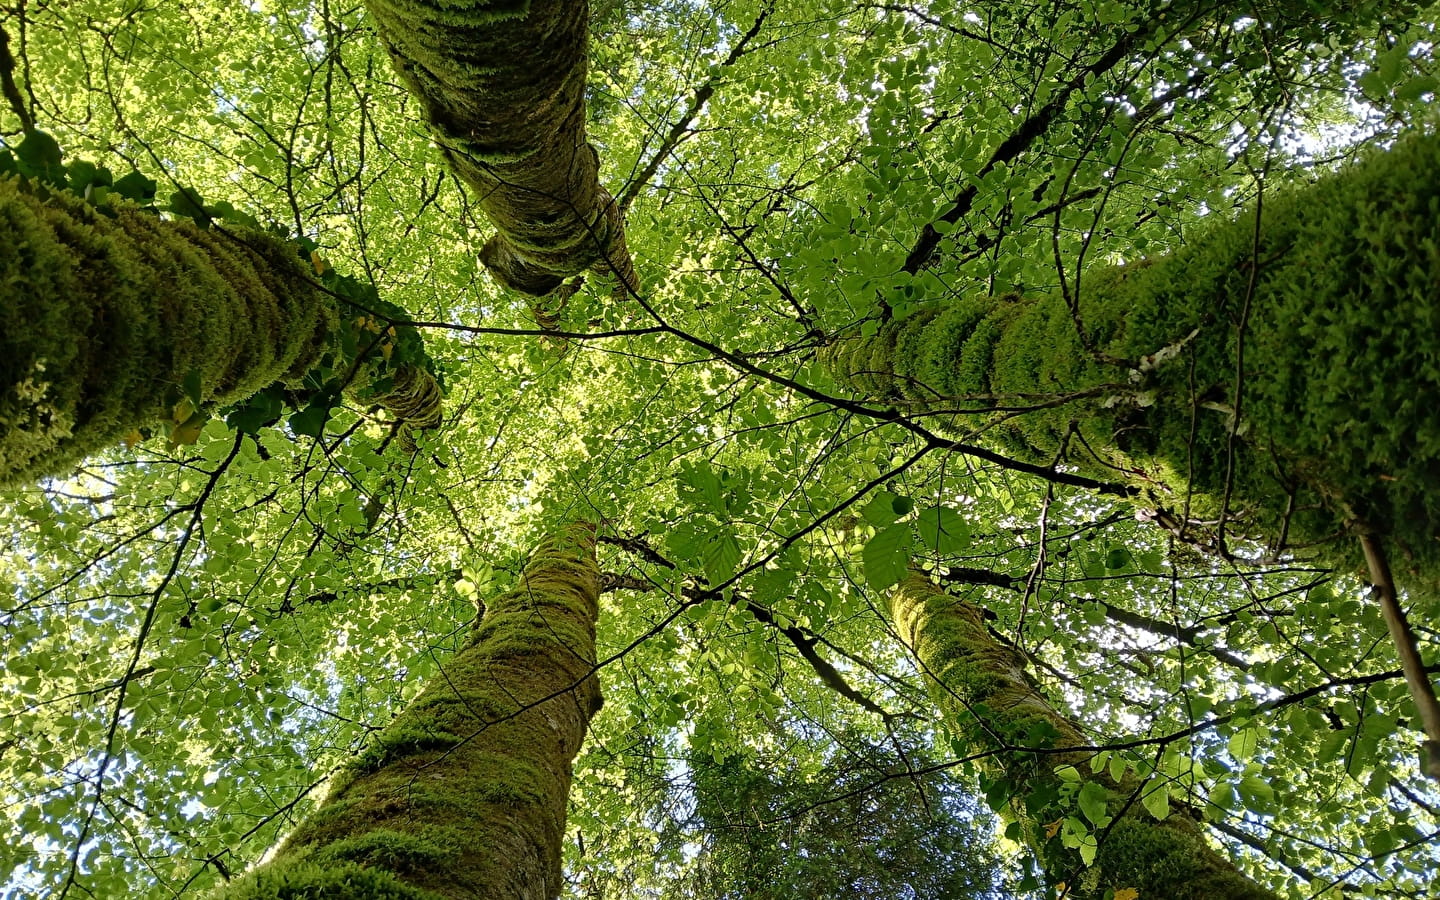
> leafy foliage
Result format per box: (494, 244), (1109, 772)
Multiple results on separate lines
(1, 0), (1439, 898)
(667, 731), (1012, 899)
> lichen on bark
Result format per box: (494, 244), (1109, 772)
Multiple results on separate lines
(220, 522), (603, 900)
(0, 175), (333, 485)
(828, 131), (1440, 577)
(362, 0), (636, 297)
(889, 573), (1278, 899)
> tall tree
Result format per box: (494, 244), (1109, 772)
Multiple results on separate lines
(363, 0), (636, 296)
(890, 572), (1275, 899)
(0, 147), (442, 485)
(221, 522), (602, 900)
(2, 1), (1439, 898)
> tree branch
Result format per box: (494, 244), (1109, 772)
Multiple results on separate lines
(1361, 535), (1440, 779)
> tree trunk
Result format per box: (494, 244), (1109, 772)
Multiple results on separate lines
(828, 132), (1440, 577)
(0, 175), (443, 486)
(363, 0), (636, 297)
(222, 522), (603, 900)
(889, 573), (1277, 899)
(0, 176), (332, 485)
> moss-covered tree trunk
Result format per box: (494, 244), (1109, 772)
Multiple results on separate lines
(363, 0), (635, 297)
(0, 176), (334, 485)
(223, 522), (603, 899)
(828, 133), (1440, 578)
(889, 573), (1277, 899)
(0, 175), (442, 486)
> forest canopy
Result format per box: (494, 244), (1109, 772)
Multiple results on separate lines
(2, 0), (1439, 898)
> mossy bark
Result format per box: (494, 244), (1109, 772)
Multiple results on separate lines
(0, 176), (333, 485)
(829, 132), (1440, 576)
(220, 523), (603, 900)
(889, 574), (1277, 899)
(0, 176), (444, 485)
(363, 0), (635, 297)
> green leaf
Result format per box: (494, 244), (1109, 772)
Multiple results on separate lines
(862, 523), (913, 591)
(207, 199), (259, 228)
(112, 171), (158, 203)
(702, 527), (741, 587)
(225, 386), (284, 435)
(289, 397), (334, 439)
(169, 187), (211, 225)
(751, 562), (796, 605)
(1077, 781), (1112, 827)
(1237, 773), (1276, 812)
(1141, 781), (1170, 820)
(168, 411), (208, 447)
(1357, 69), (1386, 96)
(1227, 725), (1264, 762)
(1022, 719), (1061, 749)
(861, 490), (904, 526)
(1104, 547), (1130, 570)
(66, 160), (111, 195)
(1396, 74), (1439, 101)
(1108, 753), (1128, 785)
(678, 461), (728, 515)
(14, 130), (63, 182)
(181, 370), (205, 411)
(916, 505), (970, 552)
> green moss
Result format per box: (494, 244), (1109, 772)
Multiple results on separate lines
(363, 0), (629, 297)
(343, 725), (468, 781)
(0, 176), (333, 484)
(220, 856), (446, 900)
(1096, 818), (1277, 900)
(220, 524), (602, 899)
(314, 830), (457, 873)
(832, 132), (1440, 579)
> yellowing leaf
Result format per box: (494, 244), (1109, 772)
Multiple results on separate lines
(172, 397), (195, 426)
(168, 412), (207, 447)
(121, 429), (144, 448)
(310, 251), (330, 275)
(1115, 889), (1140, 900)
(380, 341), (394, 361)
(1044, 818), (1063, 839)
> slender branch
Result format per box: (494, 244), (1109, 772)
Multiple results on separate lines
(1098, 600), (1251, 671)
(59, 433), (244, 899)
(599, 564), (889, 716)
(0, 23), (33, 133)
(622, 280), (1137, 495)
(1360, 535), (1440, 779)
(902, 13), (1175, 273)
(616, 2), (773, 214)
(1206, 819), (1337, 889)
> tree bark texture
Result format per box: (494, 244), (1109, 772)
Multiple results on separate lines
(0, 175), (444, 486)
(221, 522), (603, 900)
(0, 176), (333, 485)
(363, 0), (636, 297)
(828, 132), (1440, 579)
(889, 574), (1278, 899)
